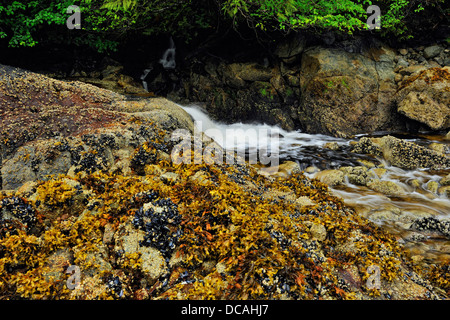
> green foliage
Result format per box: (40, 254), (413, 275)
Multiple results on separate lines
(0, 0), (74, 47)
(223, 0), (368, 33)
(0, 0), (217, 52)
(0, 0), (447, 52)
(78, 0), (218, 50)
(222, 0), (447, 38)
(100, 0), (137, 11)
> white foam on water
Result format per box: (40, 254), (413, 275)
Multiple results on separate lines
(159, 36), (176, 69)
(181, 103), (450, 221)
(181, 104), (348, 157)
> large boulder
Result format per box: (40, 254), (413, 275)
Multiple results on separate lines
(183, 59), (296, 130)
(0, 64), (194, 190)
(395, 67), (450, 130)
(299, 44), (400, 137)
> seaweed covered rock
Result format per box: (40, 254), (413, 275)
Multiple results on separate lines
(114, 216), (169, 283)
(0, 64), (194, 190)
(0, 160), (447, 300)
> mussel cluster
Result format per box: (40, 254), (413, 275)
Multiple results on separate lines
(0, 197), (37, 236)
(131, 190), (159, 206)
(411, 217), (450, 238)
(132, 196), (182, 257)
(0, 197), (37, 227)
(75, 152), (108, 174)
(106, 276), (123, 298)
(267, 228), (291, 250)
(256, 269), (298, 298)
(130, 144), (157, 174)
(265, 225), (291, 250)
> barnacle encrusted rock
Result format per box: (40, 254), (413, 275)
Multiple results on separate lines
(410, 217), (450, 238)
(114, 217), (168, 282)
(315, 169), (345, 186)
(0, 64), (194, 190)
(352, 135), (450, 170)
(366, 179), (406, 197)
(395, 67), (450, 130)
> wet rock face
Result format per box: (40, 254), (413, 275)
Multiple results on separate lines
(298, 45), (400, 138)
(395, 67), (450, 130)
(178, 40), (403, 136)
(158, 39), (448, 138)
(180, 59), (296, 131)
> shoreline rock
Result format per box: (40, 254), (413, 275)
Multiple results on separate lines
(395, 67), (450, 131)
(352, 135), (450, 170)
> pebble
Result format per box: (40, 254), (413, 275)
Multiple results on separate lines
(309, 223), (327, 241)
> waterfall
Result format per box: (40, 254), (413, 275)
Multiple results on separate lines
(141, 37), (176, 92)
(140, 68), (151, 92)
(159, 37), (176, 70)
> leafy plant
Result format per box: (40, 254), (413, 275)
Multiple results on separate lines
(0, 1), (74, 47)
(0, 0), (446, 52)
(221, 0), (447, 39)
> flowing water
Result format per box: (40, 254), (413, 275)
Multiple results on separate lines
(141, 37), (176, 91)
(181, 104), (450, 264)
